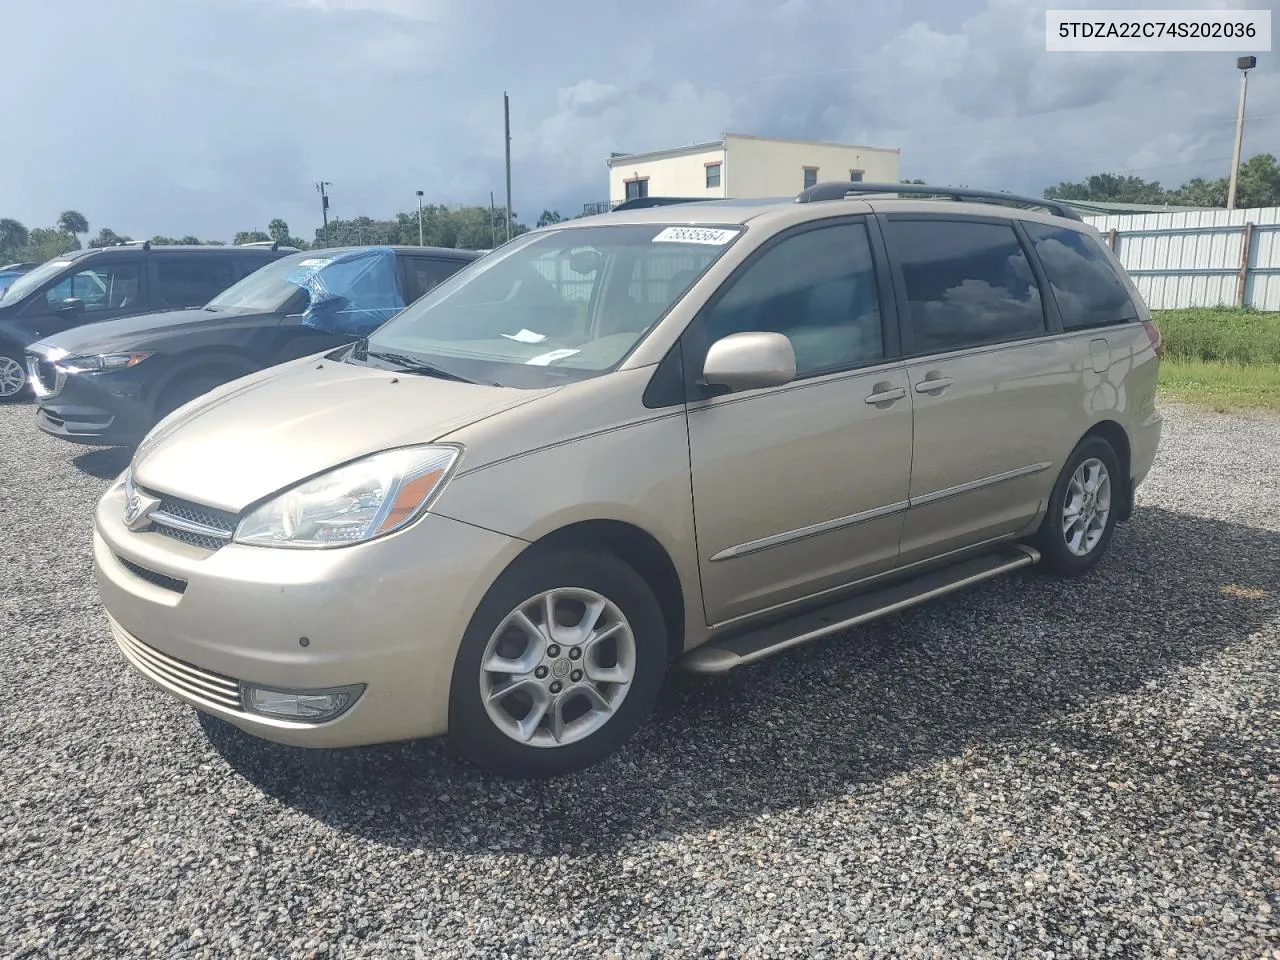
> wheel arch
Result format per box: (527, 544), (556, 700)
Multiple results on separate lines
(145, 348), (262, 408)
(1081, 419), (1133, 522)
(520, 519), (687, 662)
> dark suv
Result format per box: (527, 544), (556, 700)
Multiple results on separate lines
(27, 244), (481, 446)
(0, 243), (293, 399)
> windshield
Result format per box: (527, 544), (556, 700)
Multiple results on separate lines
(360, 223), (742, 387)
(0, 258), (76, 303)
(204, 252), (316, 313)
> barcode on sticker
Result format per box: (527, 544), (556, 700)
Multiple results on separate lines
(652, 227), (737, 245)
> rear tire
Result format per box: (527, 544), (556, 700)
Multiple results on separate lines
(1033, 435), (1122, 577)
(448, 549), (668, 779)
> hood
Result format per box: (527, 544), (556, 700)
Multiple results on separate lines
(27, 307), (273, 357)
(131, 353), (553, 513)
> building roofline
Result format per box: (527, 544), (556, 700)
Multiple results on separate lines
(606, 139), (725, 166)
(723, 132), (901, 154)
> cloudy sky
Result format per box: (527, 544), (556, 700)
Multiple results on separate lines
(2, 0), (1275, 242)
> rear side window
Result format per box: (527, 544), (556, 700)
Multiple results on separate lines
(152, 257), (237, 308)
(884, 219), (1045, 355)
(1022, 222), (1138, 330)
(403, 258), (464, 303)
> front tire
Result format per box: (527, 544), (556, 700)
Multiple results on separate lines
(1034, 435), (1122, 576)
(0, 350), (30, 402)
(448, 549), (668, 778)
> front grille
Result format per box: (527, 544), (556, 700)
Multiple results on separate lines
(146, 493), (238, 551)
(115, 554), (187, 594)
(109, 616), (243, 712)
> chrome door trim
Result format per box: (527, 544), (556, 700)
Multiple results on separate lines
(709, 499), (909, 562)
(910, 461), (1053, 509)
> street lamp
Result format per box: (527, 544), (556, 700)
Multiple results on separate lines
(1227, 56), (1255, 211)
(416, 190), (424, 246)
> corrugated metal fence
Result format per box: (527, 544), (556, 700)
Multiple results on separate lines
(1081, 206), (1280, 311)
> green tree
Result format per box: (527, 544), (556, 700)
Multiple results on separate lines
(89, 227), (129, 248)
(234, 230), (271, 245)
(57, 210), (89, 243)
(267, 219), (291, 244)
(536, 210), (565, 228)
(0, 218), (29, 259)
(180, 235), (202, 245)
(24, 228), (78, 261)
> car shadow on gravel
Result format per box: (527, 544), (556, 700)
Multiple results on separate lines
(72, 446), (133, 480)
(201, 506), (1279, 856)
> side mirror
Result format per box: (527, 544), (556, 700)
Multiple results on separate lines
(55, 298), (85, 315)
(701, 331), (796, 393)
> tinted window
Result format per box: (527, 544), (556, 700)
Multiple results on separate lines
(46, 260), (142, 313)
(152, 257), (237, 308)
(403, 258), (463, 303)
(698, 221), (884, 378)
(885, 219), (1045, 354)
(1023, 222), (1137, 330)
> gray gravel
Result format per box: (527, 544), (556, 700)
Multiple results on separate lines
(1, 400), (1277, 960)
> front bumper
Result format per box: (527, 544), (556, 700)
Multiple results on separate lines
(93, 474), (527, 747)
(28, 354), (152, 445)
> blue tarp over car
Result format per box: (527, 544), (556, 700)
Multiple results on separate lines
(285, 247), (406, 337)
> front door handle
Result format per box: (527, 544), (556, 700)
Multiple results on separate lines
(914, 377), (953, 394)
(864, 386), (906, 405)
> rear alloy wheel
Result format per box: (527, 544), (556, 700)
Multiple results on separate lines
(0, 352), (29, 401)
(449, 550), (667, 778)
(1034, 435), (1122, 576)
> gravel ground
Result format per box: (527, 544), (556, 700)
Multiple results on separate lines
(0, 400), (1277, 960)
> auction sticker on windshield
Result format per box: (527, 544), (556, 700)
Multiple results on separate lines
(652, 227), (737, 245)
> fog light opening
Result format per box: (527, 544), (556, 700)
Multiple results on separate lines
(241, 683), (364, 723)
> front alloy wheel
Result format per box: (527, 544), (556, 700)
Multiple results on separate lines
(449, 549), (667, 778)
(0, 353), (27, 400)
(480, 588), (637, 748)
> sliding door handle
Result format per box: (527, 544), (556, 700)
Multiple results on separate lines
(914, 377), (953, 394)
(864, 386), (907, 404)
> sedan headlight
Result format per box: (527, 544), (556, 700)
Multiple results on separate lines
(234, 444), (461, 548)
(56, 352), (152, 374)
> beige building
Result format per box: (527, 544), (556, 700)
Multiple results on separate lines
(601, 133), (900, 208)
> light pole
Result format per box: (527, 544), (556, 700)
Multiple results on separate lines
(415, 190), (424, 246)
(316, 181), (331, 245)
(1227, 56), (1255, 211)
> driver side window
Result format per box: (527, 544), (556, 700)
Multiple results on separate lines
(46, 261), (142, 313)
(696, 220), (884, 379)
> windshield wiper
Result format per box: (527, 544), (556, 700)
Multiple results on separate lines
(365, 350), (476, 384)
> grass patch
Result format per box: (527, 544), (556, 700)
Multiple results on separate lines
(1151, 308), (1280, 413)
(1154, 307), (1280, 365)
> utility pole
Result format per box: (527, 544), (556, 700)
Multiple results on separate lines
(316, 181), (331, 245)
(503, 92), (513, 242)
(1227, 56), (1255, 210)
(416, 190), (425, 246)
(489, 191), (497, 249)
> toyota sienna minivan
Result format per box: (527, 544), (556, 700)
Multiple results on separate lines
(92, 183), (1163, 778)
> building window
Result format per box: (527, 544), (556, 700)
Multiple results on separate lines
(625, 177), (649, 201)
(850, 170), (864, 182)
(803, 167), (819, 190)
(705, 162), (721, 189)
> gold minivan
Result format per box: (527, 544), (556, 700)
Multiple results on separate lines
(93, 183), (1164, 778)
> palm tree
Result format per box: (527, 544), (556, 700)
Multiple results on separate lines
(57, 210), (89, 244)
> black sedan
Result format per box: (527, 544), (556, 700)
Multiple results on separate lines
(26, 245), (480, 446)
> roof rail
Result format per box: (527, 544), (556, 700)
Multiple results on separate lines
(795, 181), (1083, 221)
(611, 196), (720, 211)
(114, 239), (152, 249)
(237, 240), (298, 251)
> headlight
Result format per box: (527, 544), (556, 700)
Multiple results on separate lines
(234, 444), (461, 548)
(56, 352), (152, 374)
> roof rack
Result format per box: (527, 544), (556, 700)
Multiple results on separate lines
(795, 181), (1083, 221)
(114, 239), (152, 249)
(237, 240), (297, 251)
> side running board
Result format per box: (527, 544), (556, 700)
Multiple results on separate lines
(680, 544), (1040, 674)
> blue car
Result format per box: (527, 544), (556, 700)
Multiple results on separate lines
(0, 262), (36, 295)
